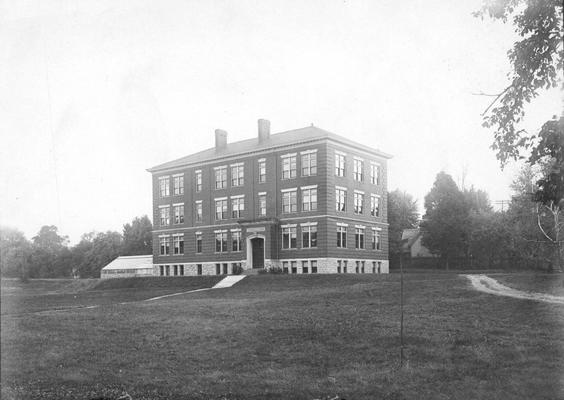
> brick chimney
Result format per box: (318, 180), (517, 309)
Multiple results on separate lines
(215, 129), (227, 150)
(258, 119), (270, 143)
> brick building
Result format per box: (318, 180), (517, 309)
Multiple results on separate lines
(147, 120), (391, 276)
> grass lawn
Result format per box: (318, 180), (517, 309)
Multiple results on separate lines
(1, 273), (563, 399)
(491, 272), (564, 296)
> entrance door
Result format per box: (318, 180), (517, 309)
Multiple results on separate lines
(251, 237), (264, 268)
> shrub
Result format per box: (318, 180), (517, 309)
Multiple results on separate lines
(258, 266), (286, 274)
(232, 263), (244, 275)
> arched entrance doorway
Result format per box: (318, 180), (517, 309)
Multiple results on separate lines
(247, 235), (265, 269)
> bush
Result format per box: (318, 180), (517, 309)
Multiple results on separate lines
(258, 266), (286, 274)
(232, 263), (244, 275)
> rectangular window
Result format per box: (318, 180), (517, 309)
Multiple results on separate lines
(159, 176), (170, 197)
(173, 204), (184, 224)
(291, 261), (297, 274)
(353, 159), (363, 181)
(372, 229), (381, 250)
(301, 187), (317, 212)
(216, 263), (221, 275)
(311, 260), (317, 273)
(355, 227), (365, 249)
(355, 261), (360, 273)
(354, 192), (364, 214)
(231, 197), (244, 218)
(173, 175), (184, 195)
(361, 261), (365, 273)
(282, 155), (297, 179)
(343, 260), (348, 273)
(302, 260), (309, 274)
(215, 166), (227, 189)
(173, 235), (184, 255)
(197, 264), (202, 275)
(232, 230), (242, 252)
(160, 206), (170, 226)
(223, 263), (228, 274)
(159, 265), (164, 276)
(159, 236), (170, 256)
(282, 190), (297, 213)
(282, 261), (289, 273)
(337, 226), (347, 248)
(215, 199), (228, 220)
(258, 194), (267, 216)
(215, 231), (227, 252)
(377, 261), (382, 273)
(165, 265), (170, 276)
(258, 159), (266, 183)
(282, 226), (297, 249)
(302, 225), (318, 248)
(195, 171), (202, 192)
(195, 201), (203, 222)
(231, 164), (244, 186)
(370, 195), (380, 217)
(195, 233), (202, 253)
(337, 260), (341, 274)
(370, 163), (380, 185)
(301, 152), (317, 176)
(336, 188), (347, 212)
(180, 265), (184, 276)
(335, 153), (346, 177)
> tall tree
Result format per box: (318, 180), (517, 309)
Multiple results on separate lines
(29, 225), (72, 278)
(475, 0), (563, 165)
(387, 190), (419, 256)
(421, 172), (468, 269)
(122, 215), (153, 256)
(75, 231), (123, 278)
(0, 227), (31, 279)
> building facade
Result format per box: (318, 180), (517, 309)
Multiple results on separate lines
(148, 120), (391, 276)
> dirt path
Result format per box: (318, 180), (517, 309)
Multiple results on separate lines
(465, 274), (564, 305)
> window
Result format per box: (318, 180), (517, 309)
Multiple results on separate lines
(231, 163), (244, 186)
(335, 153), (346, 177)
(361, 261), (365, 273)
(232, 230), (242, 252)
(159, 206), (170, 226)
(301, 151), (317, 176)
(215, 198), (228, 220)
(223, 263), (228, 275)
(370, 163), (380, 185)
(302, 260), (309, 274)
(173, 265), (178, 276)
(343, 260), (348, 273)
(370, 195), (380, 217)
(354, 192), (364, 214)
(302, 224), (317, 248)
(372, 229), (381, 250)
(215, 166), (227, 189)
(311, 260), (317, 273)
(282, 155), (297, 179)
(165, 265), (170, 276)
(355, 261), (360, 273)
(159, 265), (164, 276)
(173, 174), (184, 195)
(258, 159), (266, 183)
(336, 188), (347, 212)
(215, 231), (227, 252)
(282, 261), (289, 273)
(173, 204), (184, 224)
(355, 227), (365, 249)
(173, 235), (184, 255)
(180, 265), (184, 276)
(195, 232), (202, 253)
(231, 196), (244, 218)
(291, 261), (297, 274)
(159, 176), (170, 197)
(282, 226), (297, 249)
(216, 263), (221, 275)
(377, 261), (382, 273)
(195, 201), (203, 222)
(258, 193), (267, 216)
(195, 170), (202, 192)
(301, 187), (317, 211)
(282, 190), (297, 213)
(353, 159), (363, 181)
(159, 236), (170, 256)
(337, 225), (347, 248)
(337, 260), (341, 274)
(197, 264), (202, 275)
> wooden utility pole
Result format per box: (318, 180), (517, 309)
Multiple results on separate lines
(399, 247), (405, 367)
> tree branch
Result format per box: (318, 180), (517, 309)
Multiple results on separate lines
(537, 203), (556, 243)
(481, 83), (514, 116)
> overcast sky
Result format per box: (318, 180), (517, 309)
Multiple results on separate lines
(1, 0), (561, 244)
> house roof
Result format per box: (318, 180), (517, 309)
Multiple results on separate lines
(147, 125), (392, 173)
(101, 255), (153, 271)
(401, 228), (421, 250)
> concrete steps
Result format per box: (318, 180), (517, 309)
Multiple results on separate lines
(212, 275), (247, 289)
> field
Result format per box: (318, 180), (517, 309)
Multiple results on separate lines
(1, 273), (563, 400)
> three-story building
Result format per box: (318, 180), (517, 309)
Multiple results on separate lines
(147, 119), (391, 276)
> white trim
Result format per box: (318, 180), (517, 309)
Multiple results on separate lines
(355, 225), (366, 229)
(230, 162), (244, 167)
(172, 233), (184, 237)
(195, 200), (203, 204)
(172, 202), (184, 207)
(300, 149), (318, 155)
(194, 169), (202, 173)
(230, 194), (244, 199)
(158, 205), (170, 209)
(372, 227), (382, 231)
(281, 223), (297, 228)
(281, 187), (298, 193)
(195, 231), (202, 235)
(300, 222), (318, 227)
(300, 185), (318, 190)
(354, 189), (365, 194)
(281, 152), (297, 158)
(158, 234), (170, 238)
(158, 175), (170, 180)
(335, 150), (346, 156)
(214, 197), (228, 201)
(335, 186), (347, 191)
(230, 228), (242, 232)
(214, 229), (228, 233)
(336, 222), (349, 227)
(213, 165), (227, 170)
(370, 161), (381, 166)
(371, 193), (381, 198)
(258, 191), (267, 196)
(257, 158), (266, 162)
(172, 173), (183, 177)
(353, 156), (364, 161)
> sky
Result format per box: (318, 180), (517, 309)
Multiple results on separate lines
(1, 0), (561, 244)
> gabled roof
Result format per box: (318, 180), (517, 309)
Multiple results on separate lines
(101, 255), (153, 271)
(401, 228), (421, 250)
(148, 125), (392, 173)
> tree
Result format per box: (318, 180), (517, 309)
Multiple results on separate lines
(421, 172), (468, 269)
(122, 215), (153, 256)
(75, 231), (123, 278)
(475, 0), (563, 165)
(29, 225), (72, 278)
(0, 226), (31, 279)
(387, 190), (419, 256)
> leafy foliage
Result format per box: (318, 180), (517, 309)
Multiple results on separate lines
(387, 190), (419, 255)
(475, 0), (563, 165)
(0, 227), (31, 278)
(122, 215), (153, 256)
